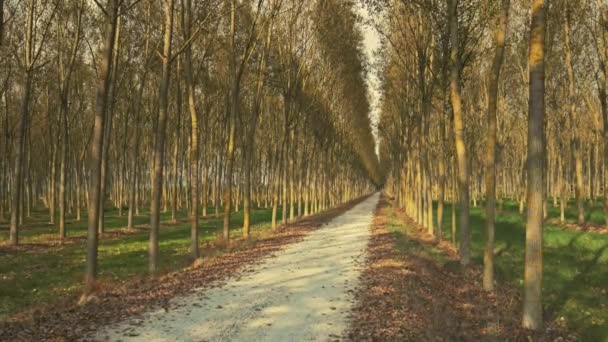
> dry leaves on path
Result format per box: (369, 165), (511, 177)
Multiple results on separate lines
(0, 196), (369, 342)
(347, 196), (575, 342)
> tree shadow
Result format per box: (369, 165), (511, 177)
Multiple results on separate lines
(544, 242), (608, 340)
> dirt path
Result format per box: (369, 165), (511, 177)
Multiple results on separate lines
(96, 193), (379, 341)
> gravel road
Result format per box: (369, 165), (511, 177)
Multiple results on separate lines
(96, 193), (379, 342)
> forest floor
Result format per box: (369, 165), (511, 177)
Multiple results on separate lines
(0, 206), (276, 318)
(463, 200), (608, 341)
(347, 195), (606, 341)
(0, 195), (371, 341)
(92, 193), (379, 341)
(1, 195), (605, 341)
(347, 196), (575, 341)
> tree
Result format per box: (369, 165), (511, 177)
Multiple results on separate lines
(223, 0), (264, 240)
(563, 3), (585, 225)
(243, 6), (276, 237)
(223, 0), (238, 240)
(57, 0), (84, 240)
(127, 2), (152, 230)
(84, 0), (120, 297)
(98, 14), (121, 235)
(10, 0), (57, 245)
(0, 0), (4, 47)
(522, 0), (546, 331)
(598, 0), (608, 226)
(447, 0), (471, 266)
(149, 0), (175, 275)
(484, 0), (510, 292)
(0, 0), (387, 302)
(181, 0), (200, 258)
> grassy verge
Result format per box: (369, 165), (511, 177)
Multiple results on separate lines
(432, 199), (607, 341)
(0, 206), (281, 319)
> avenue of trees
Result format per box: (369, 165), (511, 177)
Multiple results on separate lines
(374, 0), (607, 331)
(0, 0), (380, 298)
(3, 0), (606, 335)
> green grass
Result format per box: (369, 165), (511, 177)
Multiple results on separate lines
(0, 205), (282, 319)
(0, 205), (232, 243)
(427, 199), (608, 341)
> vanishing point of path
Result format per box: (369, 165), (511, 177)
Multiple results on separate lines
(96, 193), (380, 341)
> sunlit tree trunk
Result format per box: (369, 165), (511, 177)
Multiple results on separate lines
(437, 101), (447, 241)
(182, 0), (200, 258)
(244, 17), (273, 236)
(223, 0), (238, 240)
(149, 0), (174, 274)
(523, 0), (546, 331)
(448, 0), (470, 266)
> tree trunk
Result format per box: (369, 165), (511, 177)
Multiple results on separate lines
(272, 140), (284, 229)
(448, 0), (470, 266)
(58, 3), (82, 239)
(9, 0), (38, 245)
(202, 116), (209, 218)
(10, 73), (32, 246)
(84, 0), (119, 295)
(50, 138), (56, 224)
(128, 70), (147, 229)
(599, 0), (608, 225)
(523, 0), (546, 331)
(563, 10), (585, 225)
(149, 0), (174, 275)
(243, 18), (272, 236)
(182, 0), (200, 259)
(289, 129), (296, 222)
(171, 72), (182, 223)
(484, 0), (509, 292)
(59, 91), (68, 239)
(0, 0), (4, 47)
(99, 16), (121, 234)
(223, 0), (238, 240)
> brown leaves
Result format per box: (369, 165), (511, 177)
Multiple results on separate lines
(547, 218), (608, 235)
(0, 196), (370, 341)
(346, 196), (575, 342)
(2, 234), (302, 340)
